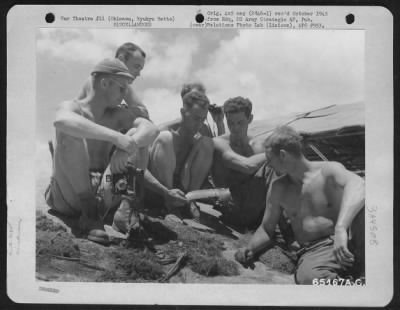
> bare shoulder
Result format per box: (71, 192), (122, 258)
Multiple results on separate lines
(213, 134), (231, 150)
(249, 138), (265, 154)
(319, 161), (347, 176)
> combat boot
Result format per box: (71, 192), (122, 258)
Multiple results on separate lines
(78, 195), (109, 245)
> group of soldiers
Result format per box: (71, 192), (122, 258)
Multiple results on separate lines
(45, 42), (365, 284)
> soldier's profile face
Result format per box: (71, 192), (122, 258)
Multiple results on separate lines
(107, 76), (130, 106)
(125, 52), (145, 79)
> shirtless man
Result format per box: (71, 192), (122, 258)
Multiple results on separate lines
(164, 83), (225, 137)
(235, 125), (365, 284)
(180, 83), (225, 137)
(77, 42), (149, 119)
(212, 97), (271, 230)
(144, 91), (214, 217)
(45, 58), (159, 245)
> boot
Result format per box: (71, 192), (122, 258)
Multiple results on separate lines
(79, 213), (109, 245)
(78, 194), (109, 245)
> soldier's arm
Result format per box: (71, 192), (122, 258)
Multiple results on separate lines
(117, 109), (159, 148)
(54, 101), (125, 144)
(213, 137), (266, 175)
(323, 162), (364, 267)
(235, 182), (282, 264)
(324, 162), (365, 230)
(124, 86), (150, 120)
(247, 182), (282, 255)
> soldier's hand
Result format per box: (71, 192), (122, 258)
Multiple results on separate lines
(164, 189), (188, 208)
(234, 247), (253, 265)
(333, 227), (355, 268)
(115, 133), (138, 154)
(210, 108), (224, 125)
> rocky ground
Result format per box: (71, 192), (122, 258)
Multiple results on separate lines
(36, 187), (295, 284)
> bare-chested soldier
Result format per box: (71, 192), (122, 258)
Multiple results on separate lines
(181, 83), (225, 138)
(77, 42), (149, 119)
(45, 58), (159, 245)
(164, 82), (225, 138)
(212, 97), (272, 230)
(144, 91), (214, 218)
(235, 125), (365, 284)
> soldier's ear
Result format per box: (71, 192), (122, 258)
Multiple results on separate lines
(100, 78), (108, 89)
(279, 149), (287, 160)
(249, 114), (254, 123)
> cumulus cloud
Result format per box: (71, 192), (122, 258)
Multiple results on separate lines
(195, 29), (364, 120)
(143, 34), (199, 85)
(142, 88), (182, 125)
(36, 28), (364, 141)
(37, 28), (199, 89)
(37, 28), (154, 65)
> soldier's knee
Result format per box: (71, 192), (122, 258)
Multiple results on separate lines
(295, 264), (338, 285)
(199, 136), (214, 155)
(57, 136), (89, 163)
(295, 269), (315, 285)
(295, 258), (322, 285)
(153, 131), (173, 149)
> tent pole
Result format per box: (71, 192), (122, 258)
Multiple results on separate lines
(308, 143), (328, 161)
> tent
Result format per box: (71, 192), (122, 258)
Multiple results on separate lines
(249, 102), (365, 176)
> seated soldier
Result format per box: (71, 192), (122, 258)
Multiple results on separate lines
(235, 125), (365, 284)
(45, 58), (159, 245)
(144, 91), (214, 218)
(212, 96), (272, 230)
(180, 83), (225, 137)
(77, 42), (150, 119)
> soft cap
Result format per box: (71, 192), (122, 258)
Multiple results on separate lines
(91, 58), (133, 80)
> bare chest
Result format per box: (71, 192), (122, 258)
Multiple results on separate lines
(280, 173), (341, 221)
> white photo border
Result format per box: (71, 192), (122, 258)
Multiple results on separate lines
(7, 5), (393, 306)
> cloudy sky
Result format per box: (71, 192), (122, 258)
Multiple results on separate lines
(36, 28), (364, 144)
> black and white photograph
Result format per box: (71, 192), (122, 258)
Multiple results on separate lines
(7, 5), (393, 306)
(34, 26), (365, 284)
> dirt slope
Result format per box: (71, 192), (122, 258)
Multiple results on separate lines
(36, 172), (294, 284)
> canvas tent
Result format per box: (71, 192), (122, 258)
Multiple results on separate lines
(249, 102), (365, 176)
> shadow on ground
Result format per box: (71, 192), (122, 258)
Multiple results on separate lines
(47, 209), (84, 239)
